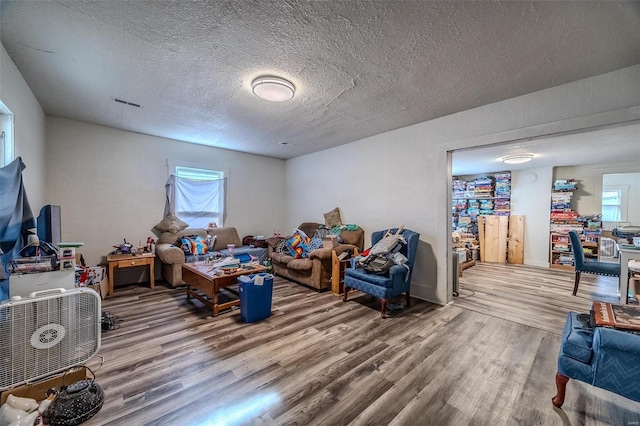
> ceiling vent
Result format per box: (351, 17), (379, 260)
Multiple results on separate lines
(113, 98), (142, 108)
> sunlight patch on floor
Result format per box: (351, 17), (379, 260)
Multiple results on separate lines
(193, 391), (280, 426)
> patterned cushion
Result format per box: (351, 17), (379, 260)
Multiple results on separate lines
(285, 229), (310, 259)
(324, 207), (342, 228)
(275, 238), (287, 254)
(181, 235), (208, 255)
(308, 236), (324, 252)
(313, 227), (334, 239)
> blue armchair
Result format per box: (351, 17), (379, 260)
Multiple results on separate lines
(552, 311), (640, 407)
(343, 228), (419, 318)
(568, 230), (620, 296)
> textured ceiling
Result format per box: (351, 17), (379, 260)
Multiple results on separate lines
(452, 122), (640, 176)
(1, 0), (640, 159)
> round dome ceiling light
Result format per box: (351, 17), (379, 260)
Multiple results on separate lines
(502, 154), (534, 164)
(251, 76), (295, 102)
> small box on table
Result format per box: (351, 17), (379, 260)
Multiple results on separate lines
(60, 258), (77, 271)
(59, 247), (76, 259)
(322, 235), (338, 249)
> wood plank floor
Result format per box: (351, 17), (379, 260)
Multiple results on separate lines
(84, 265), (640, 426)
(456, 262), (624, 335)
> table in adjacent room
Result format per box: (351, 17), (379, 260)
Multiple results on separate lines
(617, 244), (640, 304)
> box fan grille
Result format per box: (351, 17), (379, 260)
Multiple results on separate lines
(0, 288), (101, 390)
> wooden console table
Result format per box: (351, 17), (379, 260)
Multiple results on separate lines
(107, 253), (155, 296)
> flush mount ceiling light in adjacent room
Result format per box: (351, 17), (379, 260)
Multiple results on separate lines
(251, 76), (295, 102)
(502, 154), (534, 164)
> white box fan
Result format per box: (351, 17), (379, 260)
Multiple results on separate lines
(0, 288), (101, 391)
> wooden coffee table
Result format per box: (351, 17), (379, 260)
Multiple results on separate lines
(181, 262), (267, 316)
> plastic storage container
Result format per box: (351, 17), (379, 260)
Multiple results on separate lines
(238, 273), (274, 323)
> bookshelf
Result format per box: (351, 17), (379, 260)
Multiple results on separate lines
(549, 179), (601, 270)
(452, 172), (511, 238)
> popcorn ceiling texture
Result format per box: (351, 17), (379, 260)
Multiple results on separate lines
(2, 1), (639, 159)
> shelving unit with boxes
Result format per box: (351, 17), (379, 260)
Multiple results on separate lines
(549, 179), (601, 270)
(452, 172), (511, 238)
(452, 172), (513, 266)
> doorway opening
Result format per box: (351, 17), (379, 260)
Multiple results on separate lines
(447, 121), (640, 309)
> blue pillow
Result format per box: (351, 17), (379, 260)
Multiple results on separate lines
(181, 235), (208, 255)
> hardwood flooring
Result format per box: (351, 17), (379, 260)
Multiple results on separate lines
(84, 264), (640, 426)
(456, 262), (623, 335)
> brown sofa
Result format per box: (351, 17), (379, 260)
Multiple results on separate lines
(155, 227), (267, 286)
(267, 222), (364, 291)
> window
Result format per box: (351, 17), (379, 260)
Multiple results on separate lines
(173, 166), (226, 228)
(0, 101), (14, 167)
(175, 166), (223, 181)
(602, 186), (629, 222)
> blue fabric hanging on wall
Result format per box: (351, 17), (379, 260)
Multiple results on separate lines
(0, 157), (36, 300)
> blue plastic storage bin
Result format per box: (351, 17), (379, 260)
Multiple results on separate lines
(238, 273), (274, 323)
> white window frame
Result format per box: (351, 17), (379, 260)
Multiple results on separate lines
(0, 101), (14, 167)
(174, 166), (226, 228)
(175, 166), (223, 182)
(602, 185), (629, 223)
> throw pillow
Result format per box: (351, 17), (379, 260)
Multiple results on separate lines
(308, 236), (324, 252)
(154, 214), (189, 234)
(324, 207), (342, 228)
(275, 238), (287, 254)
(181, 235), (208, 255)
(285, 228), (310, 259)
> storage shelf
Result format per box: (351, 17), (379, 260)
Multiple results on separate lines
(452, 173), (512, 239)
(453, 196), (511, 200)
(548, 179), (601, 270)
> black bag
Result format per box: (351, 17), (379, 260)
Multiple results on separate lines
(45, 367), (104, 426)
(363, 255), (395, 275)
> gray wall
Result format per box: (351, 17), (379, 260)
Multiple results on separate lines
(44, 117), (287, 267)
(286, 65), (640, 305)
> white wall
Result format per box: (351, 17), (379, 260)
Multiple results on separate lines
(510, 167), (554, 268)
(0, 43), (46, 208)
(286, 65), (640, 305)
(45, 117), (287, 271)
